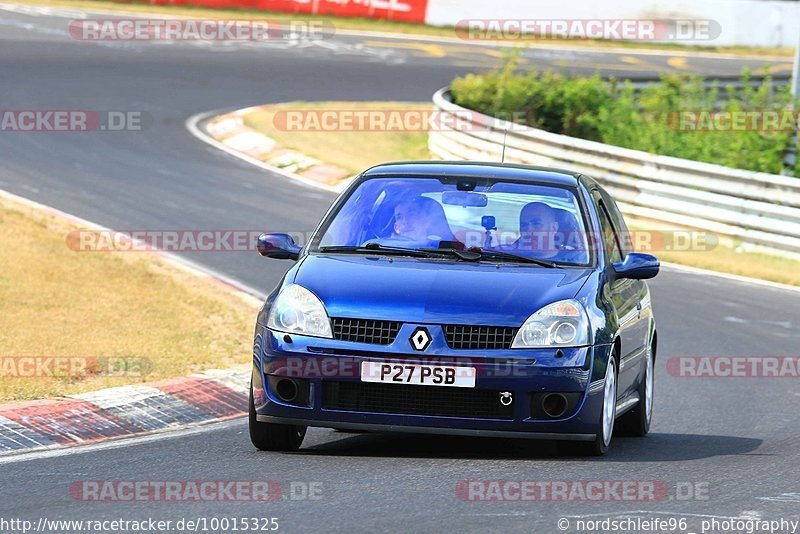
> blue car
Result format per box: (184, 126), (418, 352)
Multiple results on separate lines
(250, 162), (659, 455)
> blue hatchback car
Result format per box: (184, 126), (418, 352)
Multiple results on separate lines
(250, 162), (659, 455)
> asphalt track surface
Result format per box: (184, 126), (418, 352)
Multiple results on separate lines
(1, 4), (799, 532)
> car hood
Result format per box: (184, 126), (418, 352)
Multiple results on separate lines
(293, 254), (593, 326)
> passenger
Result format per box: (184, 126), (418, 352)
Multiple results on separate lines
(393, 197), (455, 246)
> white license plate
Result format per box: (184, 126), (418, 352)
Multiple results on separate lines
(360, 361), (476, 388)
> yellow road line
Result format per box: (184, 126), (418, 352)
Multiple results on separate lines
(620, 55), (647, 65)
(763, 63), (794, 74)
(552, 60), (667, 73)
(362, 40), (447, 58)
(667, 57), (688, 70)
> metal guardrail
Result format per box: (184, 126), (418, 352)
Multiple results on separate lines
(428, 87), (800, 259)
(626, 75), (790, 93)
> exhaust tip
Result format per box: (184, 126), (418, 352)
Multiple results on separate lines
(275, 378), (299, 403)
(542, 393), (568, 419)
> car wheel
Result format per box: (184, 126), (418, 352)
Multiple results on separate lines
(586, 355), (618, 456)
(559, 355), (617, 457)
(618, 338), (655, 437)
(249, 381), (306, 452)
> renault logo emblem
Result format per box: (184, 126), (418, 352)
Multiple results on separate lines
(410, 327), (432, 351)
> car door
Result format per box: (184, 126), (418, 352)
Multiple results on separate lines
(599, 188), (653, 356)
(592, 191), (644, 398)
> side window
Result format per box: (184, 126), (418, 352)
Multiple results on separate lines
(594, 195), (623, 264)
(598, 188), (632, 255)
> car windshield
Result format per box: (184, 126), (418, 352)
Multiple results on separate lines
(313, 177), (592, 266)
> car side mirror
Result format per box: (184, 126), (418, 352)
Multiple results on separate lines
(612, 253), (659, 280)
(257, 233), (301, 260)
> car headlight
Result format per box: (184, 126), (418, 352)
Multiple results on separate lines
(512, 299), (590, 348)
(267, 284), (332, 338)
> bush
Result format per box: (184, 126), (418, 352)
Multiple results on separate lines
(450, 56), (800, 177)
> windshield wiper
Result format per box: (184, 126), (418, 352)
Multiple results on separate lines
(320, 243), (557, 267)
(472, 248), (560, 268)
(420, 247), (482, 262)
(421, 246), (556, 267)
(319, 243), (432, 258)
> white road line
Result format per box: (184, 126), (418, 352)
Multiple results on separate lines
(660, 262), (800, 295)
(0, 2), (88, 17)
(741, 511), (763, 519)
(759, 493), (800, 503)
(0, 417), (244, 465)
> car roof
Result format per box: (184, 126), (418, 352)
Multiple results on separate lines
(360, 161), (582, 187)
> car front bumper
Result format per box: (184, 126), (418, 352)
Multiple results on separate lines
(252, 325), (613, 439)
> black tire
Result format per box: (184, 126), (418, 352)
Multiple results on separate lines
(249, 382), (306, 452)
(617, 338), (655, 437)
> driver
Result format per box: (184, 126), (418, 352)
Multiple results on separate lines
(509, 202), (562, 259)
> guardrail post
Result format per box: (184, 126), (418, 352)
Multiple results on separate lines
(782, 31), (800, 175)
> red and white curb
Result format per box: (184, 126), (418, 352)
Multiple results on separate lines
(0, 370), (249, 454)
(0, 189), (261, 456)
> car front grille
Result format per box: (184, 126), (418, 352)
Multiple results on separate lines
(443, 325), (518, 350)
(330, 319), (517, 350)
(331, 318), (402, 345)
(322, 381), (514, 419)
